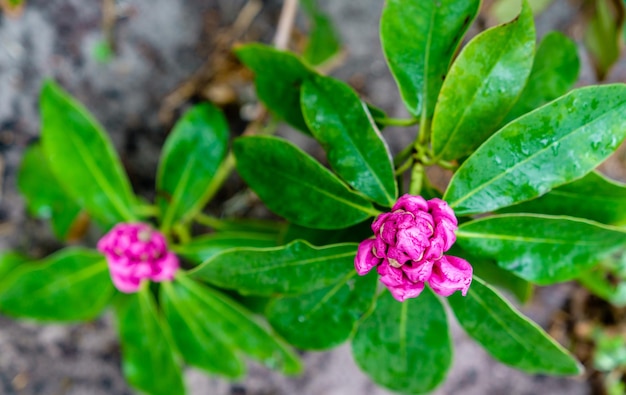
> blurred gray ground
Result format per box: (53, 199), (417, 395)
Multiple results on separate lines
(0, 0), (623, 393)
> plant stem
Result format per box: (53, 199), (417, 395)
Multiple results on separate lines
(134, 204), (160, 219)
(375, 117), (419, 127)
(409, 163), (424, 196)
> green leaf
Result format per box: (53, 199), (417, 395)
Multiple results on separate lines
(503, 31), (580, 123)
(456, 214), (626, 284)
(449, 277), (582, 374)
(0, 248), (113, 321)
(498, 171), (626, 225)
(0, 252), (28, 280)
(160, 280), (244, 377)
(235, 44), (315, 133)
(17, 143), (83, 240)
(267, 268), (377, 350)
(172, 231), (279, 265)
(280, 221), (372, 246)
(163, 276), (301, 375)
(191, 240), (357, 296)
(234, 136), (377, 229)
(301, 75), (397, 206)
(380, 0), (480, 117)
(156, 103), (229, 231)
(449, 245), (532, 303)
(352, 288), (451, 394)
(491, 0), (555, 22)
(431, 1), (535, 160)
(302, 0), (341, 66)
(40, 80), (136, 228)
(584, 0), (621, 80)
(444, 84), (626, 215)
(115, 288), (185, 395)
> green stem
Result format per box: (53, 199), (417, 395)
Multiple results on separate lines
(375, 117), (419, 127)
(417, 116), (431, 146)
(409, 163), (424, 196)
(173, 223), (191, 244)
(395, 158), (413, 176)
(394, 144), (414, 167)
(134, 204), (160, 219)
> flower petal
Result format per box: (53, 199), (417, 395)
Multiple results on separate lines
(428, 255), (472, 297)
(355, 239), (380, 275)
(392, 194), (428, 213)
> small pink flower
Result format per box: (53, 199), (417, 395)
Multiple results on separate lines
(355, 194), (472, 301)
(97, 223), (179, 293)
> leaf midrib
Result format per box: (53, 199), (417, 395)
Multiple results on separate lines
(264, 160), (376, 216)
(30, 260), (107, 299)
(457, 229), (619, 246)
(435, 24), (517, 158)
(213, 251), (355, 276)
(309, 86), (393, 205)
(449, 99), (626, 211)
(65, 124), (134, 222)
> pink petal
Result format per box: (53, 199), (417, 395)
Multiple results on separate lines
(392, 194), (428, 213)
(372, 212), (392, 234)
(110, 272), (142, 293)
(386, 281), (425, 302)
(355, 239), (380, 275)
(428, 255), (473, 297)
(151, 253), (180, 282)
(403, 260), (433, 283)
(377, 261), (405, 287)
(428, 198), (458, 226)
(395, 227), (429, 261)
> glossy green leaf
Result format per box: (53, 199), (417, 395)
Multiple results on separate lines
(491, 0), (555, 23)
(40, 80), (136, 227)
(449, 245), (532, 303)
(302, 0), (341, 66)
(445, 84), (626, 215)
(449, 277), (582, 374)
(380, 0), (480, 117)
(17, 143), (82, 240)
(280, 221), (371, 246)
(267, 269), (377, 350)
(352, 288), (451, 394)
(0, 248), (113, 321)
(157, 103), (229, 231)
(301, 75), (397, 206)
(584, 0), (621, 80)
(160, 280), (244, 377)
(234, 136), (378, 229)
(432, 1), (535, 160)
(191, 240), (357, 296)
(0, 252), (28, 280)
(504, 31), (579, 123)
(499, 171), (626, 225)
(172, 231), (279, 265)
(235, 44), (315, 133)
(456, 214), (626, 284)
(164, 276), (301, 374)
(116, 288), (185, 395)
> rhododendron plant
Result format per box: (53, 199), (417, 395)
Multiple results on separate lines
(6, 0), (626, 394)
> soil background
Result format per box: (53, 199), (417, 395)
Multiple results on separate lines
(0, 0), (625, 394)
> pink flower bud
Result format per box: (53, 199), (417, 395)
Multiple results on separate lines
(354, 194), (472, 301)
(97, 223), (180, 293)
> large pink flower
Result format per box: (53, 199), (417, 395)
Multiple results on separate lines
(97, 223), (179, 293)
(355, 194), (472, 301)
